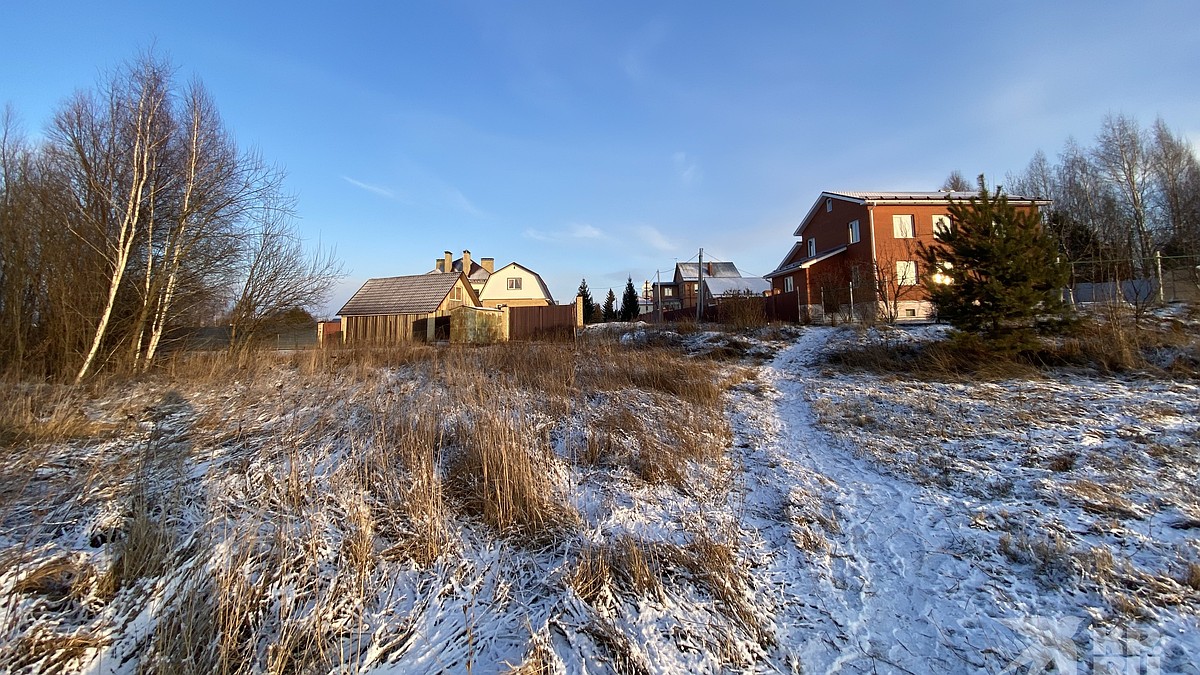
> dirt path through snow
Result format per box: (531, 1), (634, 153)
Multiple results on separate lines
(729, 329), (1028, 674)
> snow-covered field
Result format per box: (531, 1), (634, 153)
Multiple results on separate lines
(0, 324), (1197, 673)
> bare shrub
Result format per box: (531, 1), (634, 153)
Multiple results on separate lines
(717, 293), (767, 330)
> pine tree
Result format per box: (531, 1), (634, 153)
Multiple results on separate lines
(619, 277), (641, 322)
(917, 176), (1070, 351)
(602, 289), (617, 322)
(577, 278), (597, 324)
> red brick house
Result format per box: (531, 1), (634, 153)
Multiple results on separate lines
(766, 191), (1050, 321)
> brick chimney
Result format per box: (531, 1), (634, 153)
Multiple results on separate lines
(443, 250), (452, 273)
(480, 257), (494, 274)
(462, 250), (472, 275)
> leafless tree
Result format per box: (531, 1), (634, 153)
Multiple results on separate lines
(941, 170), (972, 192)
(48, 52), (173, 382)
(1149, 117), (1200, 256)
(227, 196), (344, 348)
(1092, 114), (1156, 273)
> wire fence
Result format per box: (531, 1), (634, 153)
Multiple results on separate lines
(1066, 252), (1200, 305)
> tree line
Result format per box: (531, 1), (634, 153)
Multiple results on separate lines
(0, 52), (342, 381)
(1002, 114), (1200, 278)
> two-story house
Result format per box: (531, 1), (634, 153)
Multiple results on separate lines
(430, 249), (555, 308)
(766, 191), (1050, 321)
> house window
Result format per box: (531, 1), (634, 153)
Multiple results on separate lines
(451, 286), (462, 301)
(848, 219), (860, 244)
(826, 198), (833, 212)
(784, 276), (794, 293)
(904, 308), (917, 317)
(807, 237), (816, 257)
(932, 214), (951, 239)
(507, 277), (522, 290)
(893, 214), (915, 238)
(663, 287), (675, 297)
(897, 260), (918, 286)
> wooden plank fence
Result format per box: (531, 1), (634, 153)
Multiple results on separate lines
(509, 305), (577, 340)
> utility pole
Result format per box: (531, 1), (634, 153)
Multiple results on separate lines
(696, 248), (704, 322)
(655, 269), (662, 323)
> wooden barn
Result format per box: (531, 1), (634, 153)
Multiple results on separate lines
(338, 272), (480, 343)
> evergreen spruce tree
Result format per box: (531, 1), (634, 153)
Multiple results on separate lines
(577, 278), (597, 324)
(619, 277), (641, 322)
(917, 176), (1070, 351)
(602, 289), (617, 322)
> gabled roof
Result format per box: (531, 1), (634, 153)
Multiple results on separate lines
(703, 276), (771, 296)
(338, 272), (475, 316)
(766, 245), (848, 278)
(676, 261), (742, 281)
(794, 190), (1051, 236)
(481, 262), (557, 304)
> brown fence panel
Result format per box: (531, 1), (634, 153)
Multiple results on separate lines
(509, 305), (578, 341)
(765, 292), (801, 323)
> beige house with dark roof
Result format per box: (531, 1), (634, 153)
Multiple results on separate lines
(338, 271), (480, 342)
(431, 249), (555, 308)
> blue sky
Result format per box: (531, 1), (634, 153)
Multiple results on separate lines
(4, 1), (1199, 316)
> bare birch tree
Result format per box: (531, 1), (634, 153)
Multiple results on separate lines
(50, 53), (173, 382)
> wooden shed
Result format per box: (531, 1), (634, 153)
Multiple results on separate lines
(338, 272), (480, 343)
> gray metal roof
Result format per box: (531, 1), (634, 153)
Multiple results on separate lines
(338, 273), (463, 316)
(703, 276), (771, 296)
(676, 261), (742, 281)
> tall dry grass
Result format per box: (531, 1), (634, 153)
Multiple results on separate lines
(0, 330), (746, 673)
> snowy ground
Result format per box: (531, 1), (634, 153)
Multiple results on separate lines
(1, 325), (1197, 673)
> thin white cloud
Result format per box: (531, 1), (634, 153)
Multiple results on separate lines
(523, 222), (608, 244)
(570, 223), (604, 239)
(342, 176), (396, 199)
(621, 20), (668, 83)
(445, 186), (488, 219)
(673, 151), (702, 187)
(636, 225), (675, 253)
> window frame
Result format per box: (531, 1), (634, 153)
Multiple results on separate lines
(932, 214), (951, 239)
(784, 276), (795, 293)
(896, 260), (918, 286)
(506, 277), (522, 290)
(807, 237), (816, 257)
(848, 219), (860, 244)
(893, 214), (915, 239)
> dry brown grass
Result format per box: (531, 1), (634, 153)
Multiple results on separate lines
(1064, 479), (1141, 519)
(446, 406), (579, 544)
(0, 330), (750, 672)
(0, 383), (119, 448)
(0, 625), (106, 673)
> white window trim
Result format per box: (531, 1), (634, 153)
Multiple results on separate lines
(826, 198), (833, 212)
(849, 219), (860, 244)
(893, 214), (915, 239)
(807, 238), (816, 257)
(896, 260), (918, 286)
(507, 277), (522, 290)
(784, 276), (794, 293)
